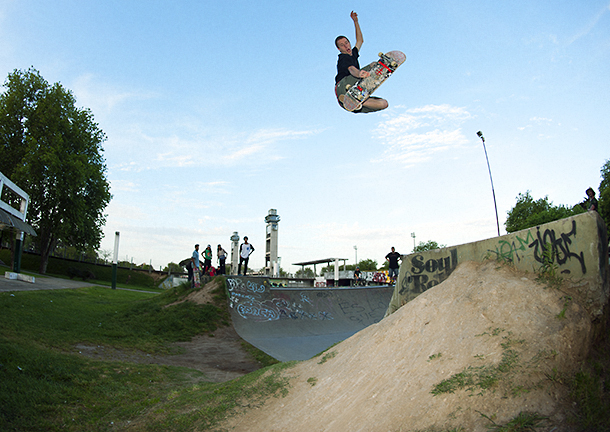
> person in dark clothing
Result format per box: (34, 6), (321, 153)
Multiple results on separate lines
(385, 247), (402, 284)
(334, 11), (388, 113)
(217, 244), (227, 275)
(584, 187), (598, 212)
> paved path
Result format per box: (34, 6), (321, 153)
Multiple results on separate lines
(0, 271), (157, 294)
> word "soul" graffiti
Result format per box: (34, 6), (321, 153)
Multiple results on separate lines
(399, 249), (458, 295)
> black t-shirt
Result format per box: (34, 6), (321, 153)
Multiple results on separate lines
(335, 47), (360, 84)
(385, 251), (401, 269)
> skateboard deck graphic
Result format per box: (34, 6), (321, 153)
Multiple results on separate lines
(193, 267), (201, 288)
(338, 50), (406, 112)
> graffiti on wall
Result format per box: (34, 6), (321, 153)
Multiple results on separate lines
(397, 219), (588, 305)
(398, 248), (458, 299)
(487, 220), (586, 274)
(226, 277), (389, 326)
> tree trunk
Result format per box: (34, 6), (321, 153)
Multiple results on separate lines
(38, 231), (56, 274)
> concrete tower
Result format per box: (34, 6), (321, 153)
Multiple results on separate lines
(230, 232), (240, 275)
(264, 209), (280, 276)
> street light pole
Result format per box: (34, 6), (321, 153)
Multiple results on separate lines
(477, 131), (500, 237)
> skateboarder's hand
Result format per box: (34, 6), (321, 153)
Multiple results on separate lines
(358, 69), (370, 78)
(350, 11), (359, 22)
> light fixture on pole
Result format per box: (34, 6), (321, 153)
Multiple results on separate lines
(411, 232), (416, 251)
(476, 131), (500, 236)
(353, 245), (357, 266)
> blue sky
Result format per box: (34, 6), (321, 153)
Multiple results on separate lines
(1, 1), (609, 273)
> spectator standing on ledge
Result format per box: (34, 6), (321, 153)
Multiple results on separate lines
(385, 247), (402, 285)
(238, 236), (254, 275)
(217, 244), (227, 275)
(191, 244), (200, 288)
(203, 245), (212, 275)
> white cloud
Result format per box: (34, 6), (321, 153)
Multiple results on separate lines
(372, 104), (473, 166)
(70, 73), (157, 115)
(110, 179), (139, 193)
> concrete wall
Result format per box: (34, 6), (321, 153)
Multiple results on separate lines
(386, 212), (609, 318)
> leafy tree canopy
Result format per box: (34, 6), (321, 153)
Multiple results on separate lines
(320, 258), (380, 274)
(505, 191), (584, 233)
(164, 262), (183, 274)
(0, 68), (112, 273)
(413, 240), (446, 253)
(295, 268), (315, 278)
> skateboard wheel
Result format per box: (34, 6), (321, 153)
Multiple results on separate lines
(391, 61), (397, 68)
(378, 52), (383, 58)
(345, 84), (351, 90)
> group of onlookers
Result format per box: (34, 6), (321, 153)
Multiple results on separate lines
(188, 237), (255, 288)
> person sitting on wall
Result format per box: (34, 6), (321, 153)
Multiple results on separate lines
(582, 187), (598, 212)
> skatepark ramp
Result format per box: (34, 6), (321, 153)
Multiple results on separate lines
(222, 212), (609, 431)
(225, 277), (393, 361)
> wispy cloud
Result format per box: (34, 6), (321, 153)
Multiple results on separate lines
(517, 116), (560, 134)
(372, 104), (473, 166)
(567, 2), (610, 46)
(110, 179), (139, 192)
(71, 73), (158, 114)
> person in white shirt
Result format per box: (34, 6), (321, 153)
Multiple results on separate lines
(238, 236), (254, 275)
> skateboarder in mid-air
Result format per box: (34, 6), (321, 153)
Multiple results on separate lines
(335, 11), (389, 113)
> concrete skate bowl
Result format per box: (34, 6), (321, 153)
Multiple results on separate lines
(225, 277), (393, 361)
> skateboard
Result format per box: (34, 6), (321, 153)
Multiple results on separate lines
(193, 267), (200, 288)
(337, 50), (406, 112)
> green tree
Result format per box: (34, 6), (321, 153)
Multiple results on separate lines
(599, 159), (610, 228)
(295, 268), (315, 278)
(320, 258), (379, 274)
(0, 68), (111, 273)
(505, 191), (584, 233)
(356, 258), (378, 271)
(413, 240), (446, 253)
(164, 262), (183, 274)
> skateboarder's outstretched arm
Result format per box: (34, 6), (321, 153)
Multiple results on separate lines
(351, 11), (363, 51)
(348, 12), (370, 79)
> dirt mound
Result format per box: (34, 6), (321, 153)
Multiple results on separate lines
(223, 261), (593, 431)
(166, 277), (222, 307)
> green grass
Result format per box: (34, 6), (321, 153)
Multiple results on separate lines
(431, 333), (523, 397)
(569, 345), (610, 431)
(0, 278), (291, 431)
(478, 411), (548, 431)
(0, 282), (229, 353)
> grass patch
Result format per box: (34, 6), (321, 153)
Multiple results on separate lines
(128, 361), (296, 431)
(570, 362), (610, 430)
(432, 332), (523, 397)
(0, 337), (295, 431)
(317, 350), (337, 365)
(0, 278), (295, 430)
(535, 242), (563, 289)
(0, 339), (194, 431)
(478, 411), (548, 431)
(0, 282), (229, 354)
(241, 341), (280, 367)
